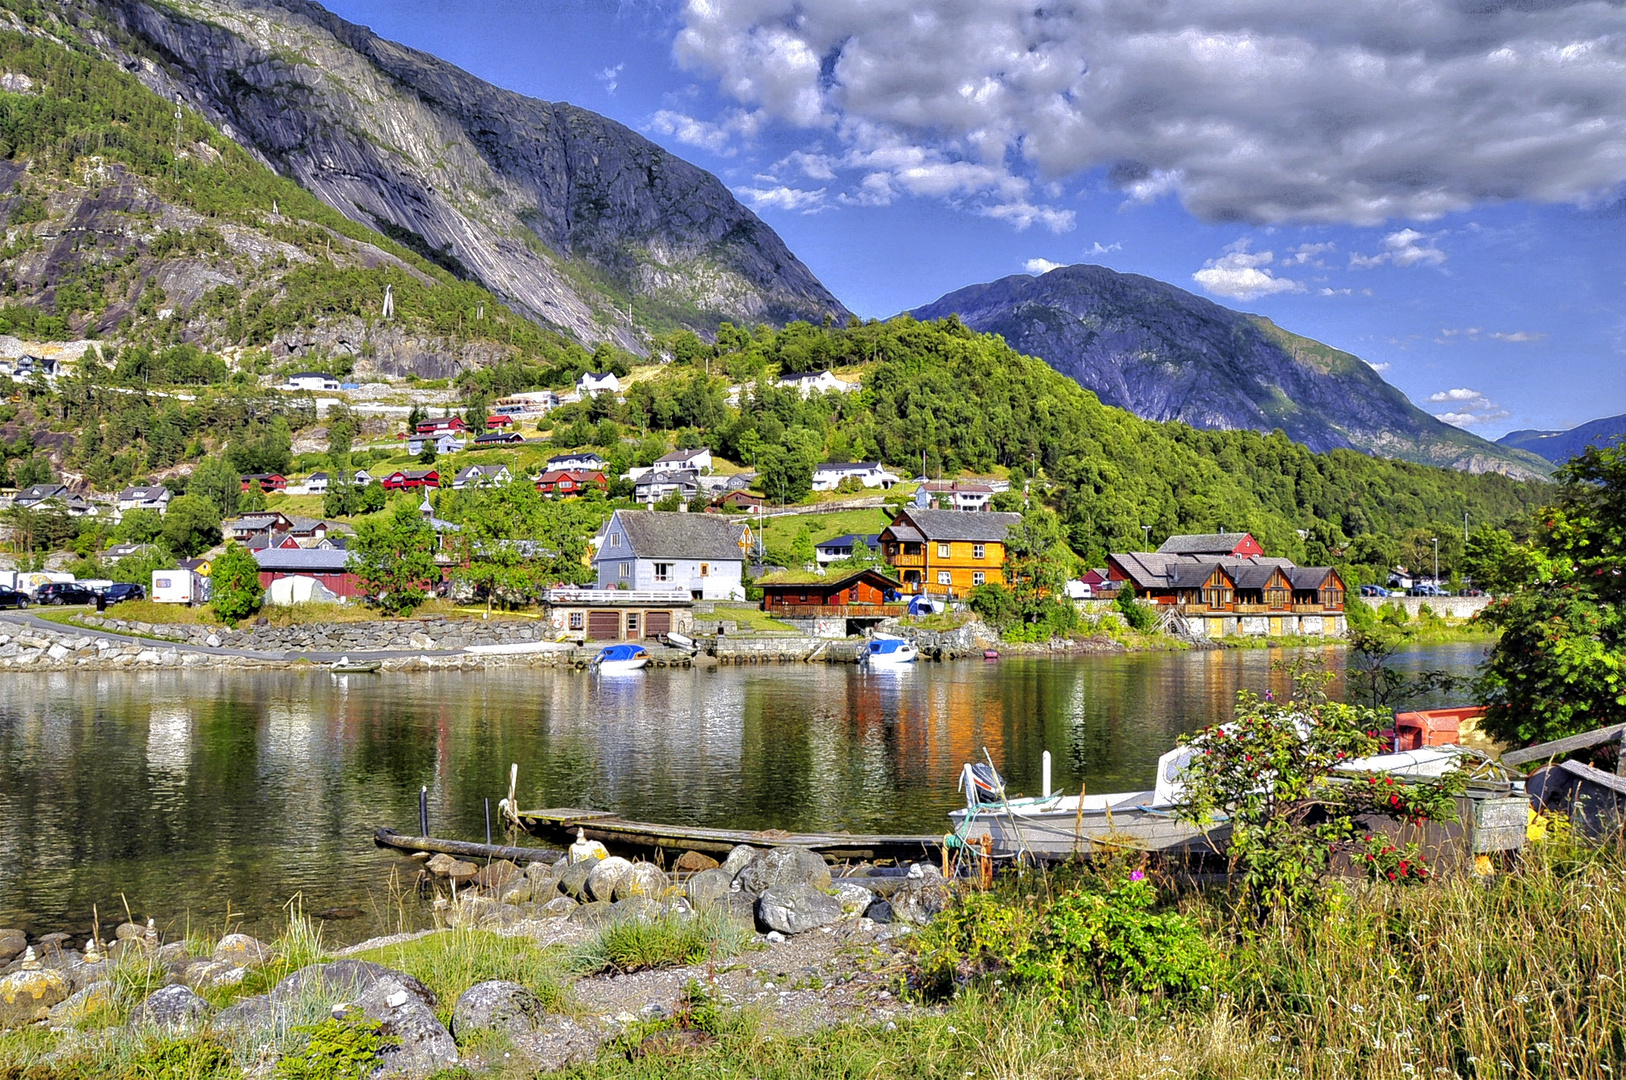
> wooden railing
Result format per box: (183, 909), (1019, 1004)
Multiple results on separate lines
(768, 604), (907, 618)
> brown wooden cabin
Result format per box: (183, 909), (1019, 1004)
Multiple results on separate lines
(758, 567), (904, 617)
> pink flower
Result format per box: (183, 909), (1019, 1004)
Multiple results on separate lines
(1130, 869), (1146, 882)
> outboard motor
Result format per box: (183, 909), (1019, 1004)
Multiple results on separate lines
(959, 761), (1007, 808)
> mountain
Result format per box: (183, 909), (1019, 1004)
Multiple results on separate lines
(910, 265), (1551, 481)
(67, 0), (845, 350)
(1497, 414), (1626, 464)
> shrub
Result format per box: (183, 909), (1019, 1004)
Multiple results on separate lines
(568, 911), (752, 976)
(210, 543), (264, 624)
(272, 1013), (396, 1080)
(1115, 582), (1157, 633)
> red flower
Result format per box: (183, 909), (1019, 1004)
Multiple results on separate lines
(1390, 795), (1401, 807)
(1387, 872), (1396, 880)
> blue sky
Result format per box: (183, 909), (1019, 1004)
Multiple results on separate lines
(320, 0), (1626, 439)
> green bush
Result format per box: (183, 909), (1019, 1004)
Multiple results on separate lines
(1115, 582), (1157, 633)
(210, 543), (264, 624)
(272, 1013), (396, 1080)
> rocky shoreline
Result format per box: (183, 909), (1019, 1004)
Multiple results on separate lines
(0, 843), (948, 1076)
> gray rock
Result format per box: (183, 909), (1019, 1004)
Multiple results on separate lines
(212, 933), (271, 968)
(721, 844), (760, 878)
(182, 959), (245, 991)
(0, 931), (23, 964)
(684, 867), (734, 910)
(0, 967), (70, 1029)
(451, 980), (543, 1039)
(736, 847), (832, 897)
(555, 860), (595, 902)
(607, 897), (657, 924)
(566, 901), (613, 929)
(497, 878), (534, 905)
(537, 896), (579, 918)
(831, 881), (875, 916)
(611, 862), (668, 902)
(156, 942), (190, 966)
(721, 892), (758, 927)
(585, 856), (633, 902)
(890, 878), (950, 926)
(523, 858), (562, 884)
(864, 899), (893, 924)
(755, 884), (843, 936)
(354, 971), (459, 1077)
(211, 994), (275, 1034)
(130, 985), (213, 1029)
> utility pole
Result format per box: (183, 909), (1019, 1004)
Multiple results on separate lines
(1432, 536), (1439, 586)
(1141, 524), (1151, 549)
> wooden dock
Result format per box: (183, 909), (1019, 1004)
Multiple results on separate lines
(515, 807), (942, 864)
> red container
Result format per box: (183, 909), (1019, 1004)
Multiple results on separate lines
(1387, 707), (1483, 751)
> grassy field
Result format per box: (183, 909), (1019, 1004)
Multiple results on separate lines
(753, 506), (895, 545)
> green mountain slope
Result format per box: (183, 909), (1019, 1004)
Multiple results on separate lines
(1497, 413), (1626, 464)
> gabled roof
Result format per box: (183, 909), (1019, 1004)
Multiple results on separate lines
(601, 510), (748, 562)
(887, 508), (1021, 543)
(17, 484), (69, 500)
(1228, 562), (1289, 590)
(655, 447), (710, 464)
(307, 471), (330, 481)
(119, 485), (170, 501)
(548, 452), (605, 465)
(1157, 532), (1257, 555)
(757, 567), (900, 591)
(1170, 561), (1229, 589)
(253, 547), (353, 572)
(1287, 566), (1340, 590)
(232, 513), (287, 531)
(815, 533), (881, 551)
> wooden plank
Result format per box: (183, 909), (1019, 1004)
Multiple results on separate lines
(1502, 724), (1626, 767)
(373, 828), (557, 864)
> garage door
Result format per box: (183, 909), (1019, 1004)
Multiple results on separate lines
(644, 611), (672, 638)
(587, 611), (621, 640)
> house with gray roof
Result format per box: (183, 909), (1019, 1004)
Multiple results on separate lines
(593, 509), (751, 600)
(117, 485), (172, 514)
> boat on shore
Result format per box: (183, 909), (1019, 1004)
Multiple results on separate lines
(330, 657), (382, 674)
(592, 643), (649, 674)
(514, 807), (941, 864)
(862, 636), (918, 667)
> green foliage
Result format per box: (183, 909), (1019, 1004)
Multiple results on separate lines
(114, 508), (163, 545)
(228, 419), (293, 477)
(568, 911), (752, 976)
(349, 499), (438, 615)
(1343, 627), (1464, 712)
(122, 1033), (237, 1080)
(210, 543), (263, 624)
(1115, 581), (1157, 633)
(236, 485), (268, 513)
(911, 877), (1216, 1006)
(1177, 662), (1463, 917)
(161, 495), (222, 559)
(441, 481), (599, 607)
(1478, 444), (1626, 746)
(188, 455), (243, 518)
(272, 1012), (396, 1080)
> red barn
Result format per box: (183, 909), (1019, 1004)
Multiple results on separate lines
(757, 568), (903, 616)
(240, 473), (288, 493)
(415, 417), (467, 436)
(253, 547), (362, 599)
(382, 469), (441, 491)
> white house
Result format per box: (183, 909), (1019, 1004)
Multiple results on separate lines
(548, 452), (606, 472)
(352, 469), (373, 486)
(810, 461), (900, 492)
(654, 447), (712, 474)
(593, 509), (750, 601)
(116, 485), (172, 514)
(285, 372), (341, 392)
(303, 472), (331, 494)
(406, 432), (467, 455)
(634, 469), (701, 505)
(814, 533), (881, 566)
(453, 464), (512, 490)
(577, 371), (621, 396)
(778, 371), (856, 397)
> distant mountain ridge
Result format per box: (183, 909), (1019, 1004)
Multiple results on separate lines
(1497, 413), (1626, 464)
(71, 0), (846, 349)
(910, 265), (1550, 480)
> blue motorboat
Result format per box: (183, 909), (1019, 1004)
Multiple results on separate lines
(592, 643), (650, 674)
(862, 636), (918, 666)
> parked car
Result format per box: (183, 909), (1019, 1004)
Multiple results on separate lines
(1407, 584), (1447, 597)
(0, 588), (28, 609)
(1359, 585), (1390, 597)
(34, 582), (97, 606)
(103, 582), (146, 604)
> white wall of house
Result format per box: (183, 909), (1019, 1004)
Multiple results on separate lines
(595, 555), (744, 600)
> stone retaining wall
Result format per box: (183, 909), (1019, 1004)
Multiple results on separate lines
(77, 615), (551, 653)
(1352, 595), (1492, 620)
(711, 637), (865, 663)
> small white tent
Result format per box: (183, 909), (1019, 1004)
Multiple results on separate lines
(265, 575), (340, 606)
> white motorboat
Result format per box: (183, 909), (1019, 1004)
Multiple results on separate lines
(861, 635), (918, 667)
(592, 643), (650, 674)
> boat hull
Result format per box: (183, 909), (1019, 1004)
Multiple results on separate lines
(595, 658), (648, 675)
(951, 801), (1228, 858)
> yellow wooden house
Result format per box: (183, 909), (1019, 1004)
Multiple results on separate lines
(879, 508), (1023, 598)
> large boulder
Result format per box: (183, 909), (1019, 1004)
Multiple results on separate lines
(537, 896), (579, 918)
(472, 861), (520, 890)
(0, 930), (25, 964)
(566, 901), (613, 929)
(831, 882), (875, 916)
(611, 863), (668, 902)
(684, 868), (735, 910)
(130, 985), (213, 1030)
(426, 854), (479, 884)
(497, 877), (535, 905)
(673, 851), (720, 873)
(354, 972), (459, 1077)
(721, 845), (759, 877)
(755, 884), (843, 936)
(182, 959), (246, 991)
(736, 847), (831, 897)
(585, 857), (633, 902)
(46, 982), (112, 1026)
(555, 860), (595, 902)
(0, 965), (70, 1029)
(452, 980), (544, 1040)
(890, 877), (951, 925)
(212, 933), (271, 969)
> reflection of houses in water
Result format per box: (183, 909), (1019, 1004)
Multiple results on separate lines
(145, 703), (193, 808)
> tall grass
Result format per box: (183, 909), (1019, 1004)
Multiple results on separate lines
(346, 926), (568, 1025)
(568, 910), (754, 976)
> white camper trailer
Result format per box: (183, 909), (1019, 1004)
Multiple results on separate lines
(152, 568), (209, 606)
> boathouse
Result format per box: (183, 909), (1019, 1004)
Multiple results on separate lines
(542, 587), (694, 642)
(757, 568), (905, 637)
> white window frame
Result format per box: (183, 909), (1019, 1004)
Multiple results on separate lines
(653, 562), (672, 582)
(972, 544), (985, 560)
(608, 532), (620, 548)
(618, 563), (630, 579)
(973, 571), (986, 586)
(937, 570), (952, 586)
(937, 543), (951, 558)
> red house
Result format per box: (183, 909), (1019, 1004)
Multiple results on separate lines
(382, 469), (441, 491)
(485, 414), (515, 430)
(535, 469), (607, 497)
(415, 417), (467, 436)
(253, 548), (362, 599)
(240, 473), (288, 493)
(757, 568), (904, 617)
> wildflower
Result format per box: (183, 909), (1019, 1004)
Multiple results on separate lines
(1130, 869), (1146, 882)
(1349, 1004), (1365, 1015)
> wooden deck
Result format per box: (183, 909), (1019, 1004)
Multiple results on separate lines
(516, 807), (942, 864)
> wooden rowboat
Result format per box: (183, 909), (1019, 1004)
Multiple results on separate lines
(330, 659), (382, 674)
(515, 807), (942, 864)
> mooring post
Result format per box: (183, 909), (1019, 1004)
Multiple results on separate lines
(484, 798), (492, 848)
(1042, 750), (1052, 799)
(979, 833), (993, 890)
(419, 786), (429, 837)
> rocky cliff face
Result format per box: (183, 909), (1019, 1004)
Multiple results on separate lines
(911, 265), (1550, 480)
(73, 0), (846, 350)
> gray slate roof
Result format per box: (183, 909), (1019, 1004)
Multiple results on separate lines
(253, 548), (353, 572)
(890, 509), (1022, 543)
(1157, 533), (1253, 555)
(605, 510), (747, 561)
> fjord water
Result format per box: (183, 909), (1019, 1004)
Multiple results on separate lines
(0, 644), (1486, 941)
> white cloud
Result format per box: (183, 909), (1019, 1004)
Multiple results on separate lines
(1427, 386), (1509, 427)
(736, 185), (827, 213)
(1285, 242), (1335, 267)
(1351, 229), (1447, 269)
(1025, 258), (1065, 274)
(1367, 360), (1392, 372)
(1192, 241), (1304, 301)
(1435, 327), (1548, 344)
(1086, 241), (1122, 256)
(645, 108), (761, 156)
(1491, 330), (1546, 343)
(1319, 287), (1353, 297)
(674, 0), (1626, 226)
(598, 63), (624, 94)
(980, 199), (1076, 232)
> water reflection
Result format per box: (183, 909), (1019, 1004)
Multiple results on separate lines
(0, 643), (1487, 941)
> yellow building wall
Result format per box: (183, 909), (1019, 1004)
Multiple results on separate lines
(919, 541), (1007, 594)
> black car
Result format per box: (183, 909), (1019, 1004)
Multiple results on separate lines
(34, 582), (96, 606)
(0, 588), (27, 609)
(103, 582), (146, 604)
